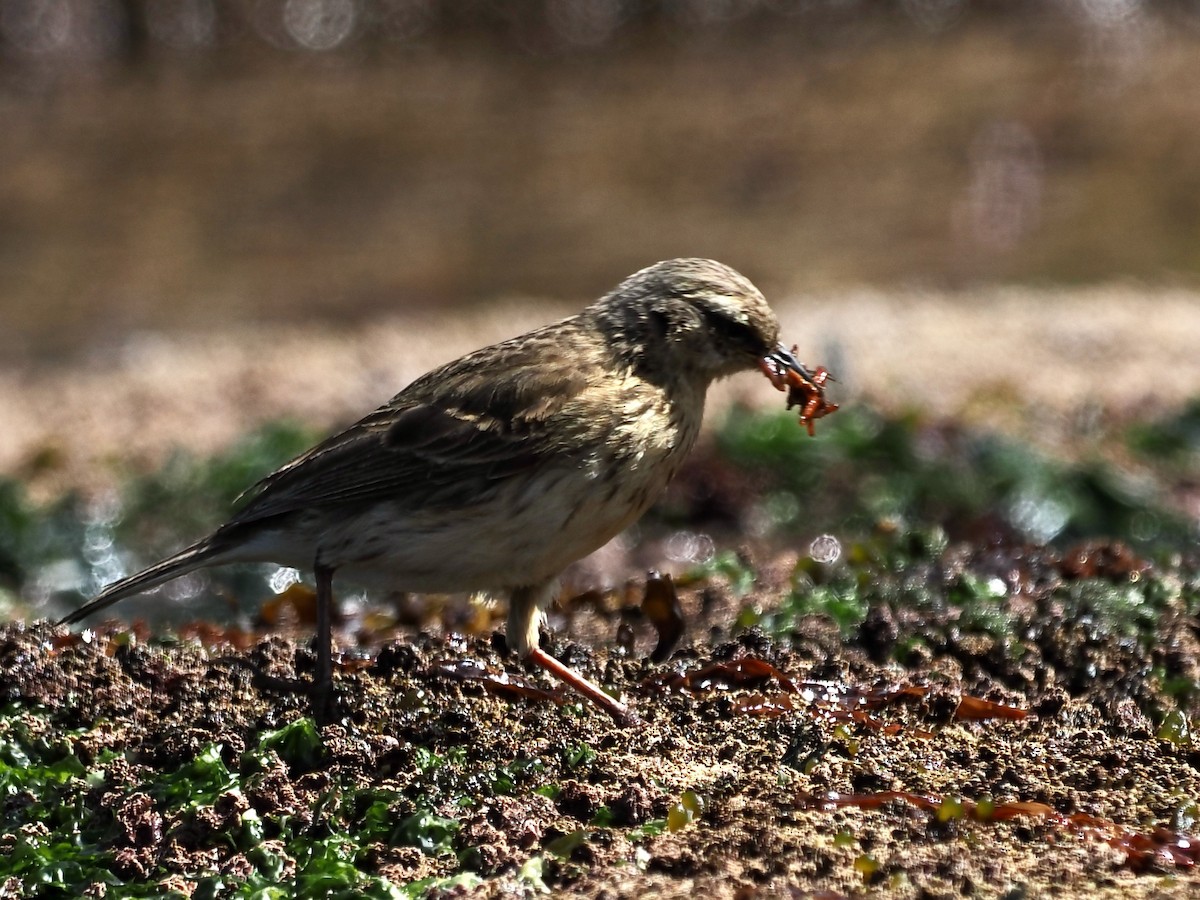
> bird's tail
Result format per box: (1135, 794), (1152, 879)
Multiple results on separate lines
(58, 537), (223, 625)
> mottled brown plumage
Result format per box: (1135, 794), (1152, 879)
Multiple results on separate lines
(60, 258), (818, 725)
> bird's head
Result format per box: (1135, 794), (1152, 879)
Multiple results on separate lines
(589, 258), (791, 384)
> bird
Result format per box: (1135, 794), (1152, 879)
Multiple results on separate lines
(59, 258), (831, 725)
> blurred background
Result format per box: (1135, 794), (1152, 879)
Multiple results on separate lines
(3, 0), (1199, 359)
(4, 0), (1200, 623)
(6, 0), (1200, 493)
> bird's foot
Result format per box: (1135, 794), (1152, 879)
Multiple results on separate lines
(210, 656), (340, 726)
(309, 674), (339, 727)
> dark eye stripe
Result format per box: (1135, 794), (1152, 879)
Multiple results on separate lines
(696, 303), (765, 353)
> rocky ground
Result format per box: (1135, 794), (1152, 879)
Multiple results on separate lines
(3, 530), (1199, 898)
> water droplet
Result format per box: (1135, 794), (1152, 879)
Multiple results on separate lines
(809, 534), (841, 565)
(665, 531), (715, 564)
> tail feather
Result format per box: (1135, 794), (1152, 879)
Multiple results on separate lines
(58, 538), (223, 626)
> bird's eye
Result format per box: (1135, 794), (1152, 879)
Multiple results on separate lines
(695, 303), (765, 354)
(649, 309), (672, 340)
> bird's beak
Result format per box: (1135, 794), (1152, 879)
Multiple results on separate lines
(759, 344), (809, 386)
(758, 344), (839, 436)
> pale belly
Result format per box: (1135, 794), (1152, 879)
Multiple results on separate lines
(341, 462), (671, 591)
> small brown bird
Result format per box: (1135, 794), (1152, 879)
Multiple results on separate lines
(60, 258), (829, 724)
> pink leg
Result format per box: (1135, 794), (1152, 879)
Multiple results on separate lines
(527, 646), (639, 727)
(510, 583), (639, 726)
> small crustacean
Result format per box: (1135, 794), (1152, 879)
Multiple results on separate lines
(758, 345), (839, 436)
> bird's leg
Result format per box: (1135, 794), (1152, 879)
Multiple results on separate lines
(526, 647), (639, 726)
(509, 583), (638, 726)
(312, 562), (336, 724)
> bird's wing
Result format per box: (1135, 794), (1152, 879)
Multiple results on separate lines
(227, 327), (599, 524)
